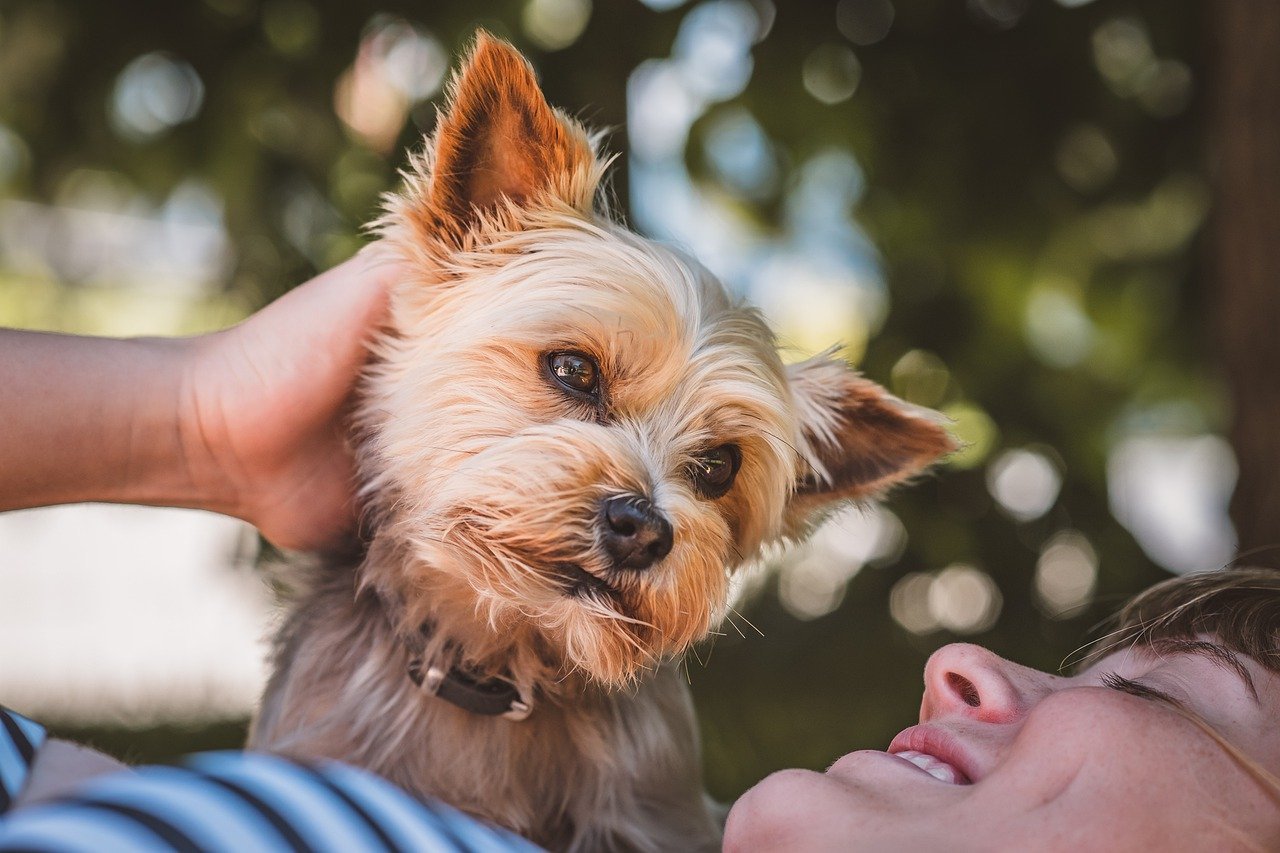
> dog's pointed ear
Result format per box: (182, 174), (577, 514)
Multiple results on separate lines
(784, 353), (956, 534)
(417, 31), (599, 238)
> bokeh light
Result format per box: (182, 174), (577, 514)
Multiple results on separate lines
(967, 0), (1028, 30)
(261, 0), (320, 57)
(673, 0), (759, 101)
(836, 0), (894, 46)
(802, 43), (861, 104)
(941, 402), (999, 470)
(1035, 530), (1098, 618)
(1055, 124), (1118, 193)
(890, 564), (1003, 636)
(702, 107), (780, 200)
(890, 349), (950, 408)
(335, 17), (446, 154)
(1024, 283), (1095, 368)
(523, 0), (593, 51)
(0, 125), (31, 188)
(986, 447), (1063, 522)
(109, 53), (204, 141)
(889, 571), (939, 635)
(929, 564), (1002, 635)
(1107, 434), (1237, 574)
(778, 506), (906, 620)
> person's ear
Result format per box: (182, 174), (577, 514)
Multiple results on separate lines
(785, 352), (955, 533)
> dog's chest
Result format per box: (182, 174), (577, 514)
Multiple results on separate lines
(383, 665), (719, 851)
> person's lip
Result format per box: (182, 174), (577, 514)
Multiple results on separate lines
(888, 725), (978, 784)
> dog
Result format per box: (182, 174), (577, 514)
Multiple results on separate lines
(249, 32), (954, 852)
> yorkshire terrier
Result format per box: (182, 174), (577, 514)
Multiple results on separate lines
(250, 33), (953, 852)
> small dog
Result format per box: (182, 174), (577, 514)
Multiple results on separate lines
(250, 33), (953, 852)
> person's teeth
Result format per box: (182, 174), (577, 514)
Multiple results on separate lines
(897, 749), (964, 784)
(925, 764), (955, 783)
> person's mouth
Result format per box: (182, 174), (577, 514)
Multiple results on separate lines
(888, 725), (976, 784)
(892, 750), (970, 784)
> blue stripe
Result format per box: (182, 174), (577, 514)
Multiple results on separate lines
(0, 749), (542, 852)
(187, 752), (392, 852)
(228, 756), (392, 851)
(65, 800), (201, 851)
(289, 763), (402, 852)
(9, 713), (45, 755)
(319, 761), (483, 852)
(320, 761), (542, 853)
(0, 728), (25, 806)
(0, 709), (44, 814)
(0, 800), (176, 852)
(74, 765), (292, 853)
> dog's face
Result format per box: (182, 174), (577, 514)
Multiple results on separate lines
(363, 34), (953, 686)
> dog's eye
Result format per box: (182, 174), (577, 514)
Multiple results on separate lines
(690, 444), (741, 498)
(548, 351), (600, 396)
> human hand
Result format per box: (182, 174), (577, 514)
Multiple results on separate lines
(181, 249), (396, 550)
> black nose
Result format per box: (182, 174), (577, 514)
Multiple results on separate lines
(600, 494), (673, 571)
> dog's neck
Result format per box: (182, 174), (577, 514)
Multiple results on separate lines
(360, 544), (576, 720)
(376, 588), (535, 721)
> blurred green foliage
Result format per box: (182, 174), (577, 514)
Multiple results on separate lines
(4, 0), (1214, 802)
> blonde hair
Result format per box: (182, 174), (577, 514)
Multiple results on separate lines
(1082, 567), (1280, 803)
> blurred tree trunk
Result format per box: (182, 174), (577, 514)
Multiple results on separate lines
(1211, 1), (1280, 564)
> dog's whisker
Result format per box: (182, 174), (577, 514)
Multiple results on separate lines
(752, 426), (804, 459)
(413, 445), (483, 456)
(728, 606), (765, 638)
(722, 612), (748, 640)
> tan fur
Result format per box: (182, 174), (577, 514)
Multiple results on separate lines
(251, 32), (954, 851)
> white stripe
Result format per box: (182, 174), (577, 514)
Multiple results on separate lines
(0, 801), (174, 852)
(74, 765), (287, 853)
(187, 752), (389, 852)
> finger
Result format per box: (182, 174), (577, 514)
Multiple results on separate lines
(234, 250), (400, 418)
(254, 250), (396, 359)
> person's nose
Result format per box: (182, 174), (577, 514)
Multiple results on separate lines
(920, 643), (1052, 724)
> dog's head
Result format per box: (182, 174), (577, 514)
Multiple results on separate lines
(362, 33), (953, 686)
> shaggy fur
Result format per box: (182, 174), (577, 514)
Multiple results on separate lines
(250, 33), (954, 852)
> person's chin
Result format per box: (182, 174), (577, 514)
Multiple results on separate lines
(725, 769), (835, 851)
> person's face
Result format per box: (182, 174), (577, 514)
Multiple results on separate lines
(725, 636), (1280, 851)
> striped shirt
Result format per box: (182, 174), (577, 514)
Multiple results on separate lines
(0, 707), (541, 853)
(0, 707), (45, 815)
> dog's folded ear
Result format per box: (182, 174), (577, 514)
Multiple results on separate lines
(408, 31), (601, 242)
(784, 352), (956, 535)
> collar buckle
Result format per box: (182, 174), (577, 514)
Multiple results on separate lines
(408, 658), (533, 722)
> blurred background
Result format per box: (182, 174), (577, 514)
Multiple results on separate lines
(1, 0), (1276, 802)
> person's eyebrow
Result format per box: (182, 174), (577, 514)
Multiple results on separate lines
(1145, 637), (1260, 703)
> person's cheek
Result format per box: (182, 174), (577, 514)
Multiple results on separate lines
(995, 692), (1096, 800)
(997, 691), (1244, 848)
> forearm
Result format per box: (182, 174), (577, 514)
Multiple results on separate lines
(0, 253), (390, 546)
(0, 330), (232, 514)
